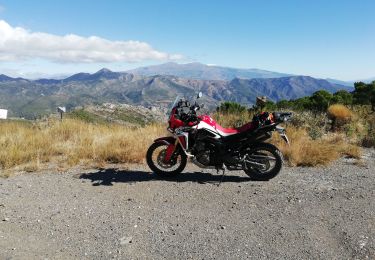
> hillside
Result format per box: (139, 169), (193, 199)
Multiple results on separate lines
(128, 62), (292, 80)
(0, 69), (351, 118)
(128, 62), (354, 87)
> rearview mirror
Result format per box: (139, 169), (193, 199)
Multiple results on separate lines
(197, 92), (203, 99)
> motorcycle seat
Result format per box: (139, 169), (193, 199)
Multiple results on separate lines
(215, 122), (255, 136)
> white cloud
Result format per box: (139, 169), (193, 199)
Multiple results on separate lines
(0, 20), (183, 63)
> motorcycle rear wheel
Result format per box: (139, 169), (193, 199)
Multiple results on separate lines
(146, 142), (187, 177)
(243, 143), (283, 181)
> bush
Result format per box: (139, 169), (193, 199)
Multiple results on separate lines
(327, 104), (352, 121)
(310, 90), (333, 111)
(332, 90), (353, 105)
(353, 81), (375, 110)
(289, 110), (330, 139)
(327, 104), (352, 130)
(271, 126), (361, 167)
(216, 101), (247, 114)
(362, 133), (375, 148)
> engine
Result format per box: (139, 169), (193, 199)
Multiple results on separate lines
(192, 129), (219, 166)
(195, 141), (211, 166)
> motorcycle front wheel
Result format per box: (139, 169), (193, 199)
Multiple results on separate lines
(146, 142), (187, 177)
(243, 143), (283, 181)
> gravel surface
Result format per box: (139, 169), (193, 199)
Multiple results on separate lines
(1, 150), (374, 259)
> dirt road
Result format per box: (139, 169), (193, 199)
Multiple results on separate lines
(1, 150), (374, 259)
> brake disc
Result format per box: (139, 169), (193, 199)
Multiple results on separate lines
(157, 150), (177, 169)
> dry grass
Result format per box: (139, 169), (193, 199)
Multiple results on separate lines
(328, 104), (352, 130)
(272, 126), (361, 167)
(1, 109), (365, 174)
(328, 104), (352, 121)
(0, 119), (166, 172)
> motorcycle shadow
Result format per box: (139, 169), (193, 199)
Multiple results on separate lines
(79, 169), (252, 186)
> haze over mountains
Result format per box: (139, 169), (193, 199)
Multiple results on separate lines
(128, 62), (354, 87)
(0, 63), (354, 118)
(128, 62), (292, 81)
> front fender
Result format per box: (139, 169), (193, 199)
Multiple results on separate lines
(154, 136), (177, 145)
(154, 136), (178, 163)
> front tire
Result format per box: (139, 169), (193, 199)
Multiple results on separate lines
(146, 142), (187, 177)
(243, 143), (283, 181)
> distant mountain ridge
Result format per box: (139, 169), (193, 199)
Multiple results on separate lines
(127, 62), (354, 87)
(0, 68), (352, 119)
(128, 62), (292, 81)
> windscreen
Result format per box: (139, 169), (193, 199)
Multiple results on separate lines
(169, 95), (180, 116)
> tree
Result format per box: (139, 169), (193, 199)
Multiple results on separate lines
(371, 86), (375, 111)
(216, 101), (247, 114)
(264, 100), (276, 111)
(353, 81), (371, 105)
(332, 90), (353, 105)
(276, 100), (291, 109)
(293, 96), (313, 110)
(310, 90), (333, 111)
(353, 81), (375, 110)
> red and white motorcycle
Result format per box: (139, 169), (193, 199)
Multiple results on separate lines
(146, 93), (292, 181)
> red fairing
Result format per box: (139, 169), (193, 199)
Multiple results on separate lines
(198, 115), (255, 134)
(168, 107), (184, 130)
(236, 122), (256, 132)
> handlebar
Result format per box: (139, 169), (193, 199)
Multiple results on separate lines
(173, 97), (206, 126)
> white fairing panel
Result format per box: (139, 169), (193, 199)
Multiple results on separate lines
(196, 121), (237, 137)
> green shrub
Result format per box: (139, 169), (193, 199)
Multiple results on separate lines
(216, 101), (247, 114)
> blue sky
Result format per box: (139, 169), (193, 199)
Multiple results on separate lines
(0, 0), (374, 80)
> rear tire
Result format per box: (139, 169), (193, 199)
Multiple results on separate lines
(146, 142), (187, 177)
(243, 143), (283, 181)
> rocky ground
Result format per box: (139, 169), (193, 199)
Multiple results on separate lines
(0, 150), (374, 259)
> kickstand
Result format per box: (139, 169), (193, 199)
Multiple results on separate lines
(217, 165), (227, 186)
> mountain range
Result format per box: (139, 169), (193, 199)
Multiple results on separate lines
(128, 62), (292, 81)
(0, 63), (354, 119)
(128, 62), (354, 87)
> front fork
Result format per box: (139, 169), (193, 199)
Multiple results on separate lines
(162, 133), (191, 163)
(164, 143), (176, 163)
(154, 137), (186, 164)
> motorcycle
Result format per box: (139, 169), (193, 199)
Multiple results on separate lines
(146, 93), (292, 181)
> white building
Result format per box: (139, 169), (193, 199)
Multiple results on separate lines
(0, 109), (8, 119)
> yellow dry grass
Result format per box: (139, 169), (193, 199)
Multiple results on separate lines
(0, 119), (166, 172)
(328, 104), (352, 123)
(1, 112), (364, 174)
(272, 126), (361, 166)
